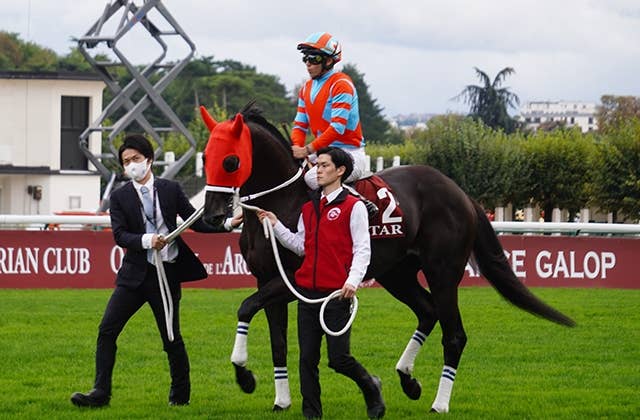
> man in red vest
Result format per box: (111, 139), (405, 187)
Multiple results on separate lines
(258, 147), (385, 419)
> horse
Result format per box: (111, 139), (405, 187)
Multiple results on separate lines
(198, 102), (575, 414)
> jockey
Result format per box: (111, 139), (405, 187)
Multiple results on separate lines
(290, 31), (378, 216)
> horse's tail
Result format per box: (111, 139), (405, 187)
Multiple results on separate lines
(471, 201), (576, 327)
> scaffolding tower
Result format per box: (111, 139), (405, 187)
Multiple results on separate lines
(76, 0), (197, 205)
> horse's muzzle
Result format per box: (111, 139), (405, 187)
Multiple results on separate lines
(203, 213), (226, 228)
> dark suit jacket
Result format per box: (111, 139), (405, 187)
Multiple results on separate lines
(110, 178), (224, 287)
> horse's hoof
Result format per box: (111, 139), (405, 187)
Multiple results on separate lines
(232, 362), (256, 393)
(397, 369), (421, 400)
(272, 404), (290, 412)
(430, 405), (449, 414)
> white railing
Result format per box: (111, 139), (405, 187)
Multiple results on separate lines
(492, 221), (640, 235)
(1, 215), (640, 236)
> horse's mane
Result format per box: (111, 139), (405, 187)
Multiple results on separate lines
(239, 101), (297, 164)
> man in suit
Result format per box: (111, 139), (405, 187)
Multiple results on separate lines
(71, 134), (241, 407)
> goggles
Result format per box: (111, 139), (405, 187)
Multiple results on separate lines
(302, 54), (325, 65)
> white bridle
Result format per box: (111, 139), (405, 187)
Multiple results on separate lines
(203, 166), (304, 203)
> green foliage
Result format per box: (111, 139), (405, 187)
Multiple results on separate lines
(591, 118), (640, 221)
(597, 95), (640, 134)
(520, 128), (597, 216)
(0, 288), (638, 419)
(164, 57), (292, 127)
(0, 31), (57, 71)
(408, 115), (524, 207)
(342, 63), (391, 143)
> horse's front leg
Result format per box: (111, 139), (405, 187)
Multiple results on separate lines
(230, 287), (265, 394)
(230, 275), (296, 410)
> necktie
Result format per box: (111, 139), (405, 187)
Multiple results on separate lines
(140, 186), (156, 264)
(140, 186), (155, 233)
(320, 196), (328, 211)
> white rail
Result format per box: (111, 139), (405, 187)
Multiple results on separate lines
(1, 215), (640, 235)
(492, 221), (640, 235)
(0, 215), (110, 225)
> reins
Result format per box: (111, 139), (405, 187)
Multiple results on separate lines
(153, 206), (205, 342)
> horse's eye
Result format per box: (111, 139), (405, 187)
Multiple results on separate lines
(223, 155), (240, 173)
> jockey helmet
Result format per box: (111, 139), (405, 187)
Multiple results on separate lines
(297, 32), (342, 63)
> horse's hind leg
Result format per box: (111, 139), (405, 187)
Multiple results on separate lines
(376, 257), (438, 401)
(423, 264), (468, 414)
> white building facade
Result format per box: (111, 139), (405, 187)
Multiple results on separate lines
(0, 72), (104, 215)
(518, 101), (598, 133)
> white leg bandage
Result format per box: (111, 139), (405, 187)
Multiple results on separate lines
(273, 366), (291, 408)
(431, 365), (457, 413)
(230, 321), (249, 366)
(395, 330), (427, 374)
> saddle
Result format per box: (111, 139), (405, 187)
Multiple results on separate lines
(355, 175), (405, 239)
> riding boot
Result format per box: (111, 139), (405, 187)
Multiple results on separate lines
(343, 184), (378, 217)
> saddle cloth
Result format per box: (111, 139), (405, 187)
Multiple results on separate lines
(355, 175), (405, 239)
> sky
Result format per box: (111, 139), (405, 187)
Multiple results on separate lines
(2, 0), (640, 117)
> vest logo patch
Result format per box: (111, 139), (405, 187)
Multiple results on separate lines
(327, 207), (341, 221)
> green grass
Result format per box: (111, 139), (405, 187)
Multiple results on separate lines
(0, 287), (638, 419)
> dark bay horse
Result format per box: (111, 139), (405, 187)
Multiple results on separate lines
(199, 103), (575, 414)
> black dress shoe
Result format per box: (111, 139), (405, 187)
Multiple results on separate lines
(365, 376), (385, 419)
(169, 399), (190, 406)
(70, 389), (110, 408)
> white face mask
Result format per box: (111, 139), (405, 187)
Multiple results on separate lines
(125, 159), (150, 182)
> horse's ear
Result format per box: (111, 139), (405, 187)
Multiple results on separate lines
(200, 106), (218, 132)
(231, 113), (245, 138)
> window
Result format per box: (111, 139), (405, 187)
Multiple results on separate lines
(69, 195), (81, 209)
(60, 96), (89, 170)
(588, 117), (594, 124)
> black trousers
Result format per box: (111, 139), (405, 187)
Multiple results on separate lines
(297, 290), (375, 418)
(93, 262), (190, 402)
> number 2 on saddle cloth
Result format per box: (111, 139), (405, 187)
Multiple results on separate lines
(354, 175), (405, 238)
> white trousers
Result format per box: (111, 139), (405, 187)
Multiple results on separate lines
(304, 147), (367, 190)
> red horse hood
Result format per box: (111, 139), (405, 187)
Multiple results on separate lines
(200, 106), (253, 188)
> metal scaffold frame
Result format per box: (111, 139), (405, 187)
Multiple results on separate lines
(76, 0), (197, 192)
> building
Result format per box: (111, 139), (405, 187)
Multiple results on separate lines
(0, 71), (104, 215)
(518, 101), (598, 133)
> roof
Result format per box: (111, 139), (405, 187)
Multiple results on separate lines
(0, 165), (100, 176)
(0, 70), (103, 82)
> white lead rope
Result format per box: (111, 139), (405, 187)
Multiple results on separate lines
(153, 206), (206, 342)
(239, 202), (358, 336)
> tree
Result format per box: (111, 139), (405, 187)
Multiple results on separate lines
(455, 67), (520, 133)
(591, 118), (640, 222)
(519, 128), (596, 221)
(342, 63), (391, 143)
(0, 31), (57, 71)
(413, 114), (524, 208)
(596, 95), (640, 133)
